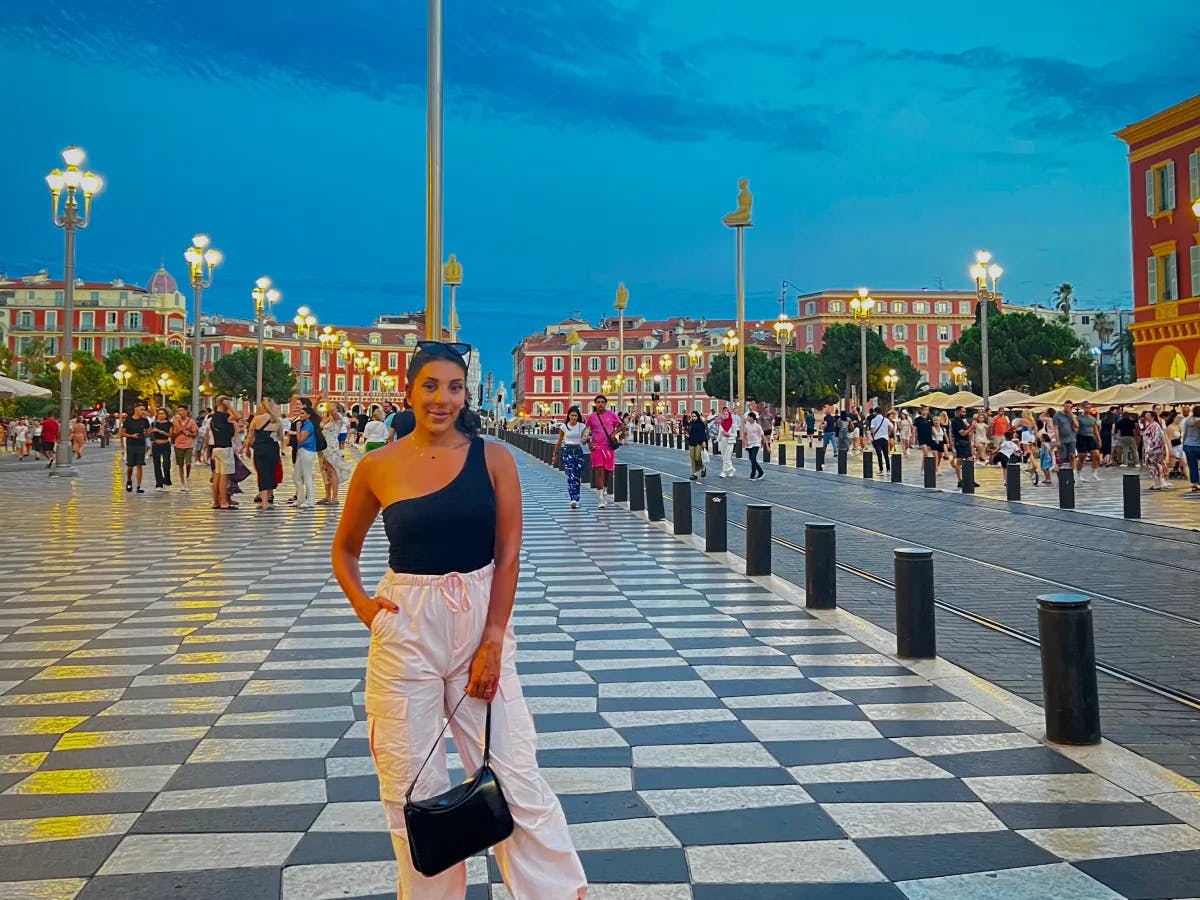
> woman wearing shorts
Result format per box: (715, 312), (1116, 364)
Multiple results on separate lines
(585, 394), (623, 509)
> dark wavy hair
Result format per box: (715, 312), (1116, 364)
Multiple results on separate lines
(406, 348), (481, 438)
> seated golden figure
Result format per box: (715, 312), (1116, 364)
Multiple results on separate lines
(722, 178), (753, 227)
(443, 253), (463, 286)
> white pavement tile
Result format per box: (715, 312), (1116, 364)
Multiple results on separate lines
(788, 758), (954, 784)
(541, 767), (632, 795)
(149, 779), (327, 812)
(524, 696), (597, 714)
(310, 801), (389, 832)
(568, 817), (681, 850)
(0, 879), (88, 900)
(537, 728), (628, 750)
(811, 675), (931, 689)
(602, 709), (736, 728)
(99, 696), (234, 717)
(687, 840), (886, 884)
(639, 785), (813, 816)
(1017, 824), (1200, 861)
(216, 706), (356, 727)
(0, 716), (88, 736)
(789, 653), (897, 667)
(722, 691), (850, 709)
(187, 738), (338, 763)
(6, 765), (178, 795)
(692, 665), (806, 680)
(743, 720), (883, 742)
(859, 702), (995, 722)
(892, 733), (1040, 756)
(634, 742), (779, 768)
(0, 753), (47, 774)
(824, 802), (1007, 838)
(98, 832), (304, 875)
(896, 863), (1125, 900)
(963, 774), (1141, 804)
(599, 682), (716, 699)
(240, 678), (360, 696)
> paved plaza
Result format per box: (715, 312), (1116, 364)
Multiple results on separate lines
(2, 444), (1200, 898)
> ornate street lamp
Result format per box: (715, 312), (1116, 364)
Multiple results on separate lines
(850, 287), (876, 410)
(293, 306), (317, 395)
(951, 363), (967, 387)
(721, 329), (739, 410)
(46, 145), (103, 477)
(156, 371), (173, 409)
(113, 364), (132, 420)
(251, 277), (282, 405)
(773, 312), (794, 431)
(883, 368), (899, 408)
(636, 362), (651, 415)
(184, 234), (222, 418)
(614, 283), (629, 411)
(969, 250), (1003, 412)
(687, 341), (703, 416)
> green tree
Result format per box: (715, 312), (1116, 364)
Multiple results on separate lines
(210, 347), (296, 403)
(17, 338), (49, 378)
(877, 348), (925, 405)
(819, 323), (886, 401)
(32, 350), (110, 411)
(104, 343), (195, 408)
(0, 344), (12, 376)
(1113, 330), (1136, 381)
(704, 354), (734, 402)
(1052, 283), (1074, 319)
(946, 312), (1090, 395)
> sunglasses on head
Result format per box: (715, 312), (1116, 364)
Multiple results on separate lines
(417, 341), (472, 365)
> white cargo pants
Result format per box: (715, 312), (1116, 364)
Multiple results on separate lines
(366, 565), (587, 900)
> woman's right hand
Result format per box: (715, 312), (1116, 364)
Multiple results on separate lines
(359, 596), (399, 629)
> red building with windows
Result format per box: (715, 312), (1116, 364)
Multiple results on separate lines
(1116, 93), (1200, 378)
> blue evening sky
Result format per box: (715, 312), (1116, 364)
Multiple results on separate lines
(1, 2), (1196, 384)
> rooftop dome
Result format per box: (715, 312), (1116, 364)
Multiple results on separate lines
(148, 265), (179, 295)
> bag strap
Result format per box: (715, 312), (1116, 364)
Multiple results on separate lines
(406, 694), (491, 801)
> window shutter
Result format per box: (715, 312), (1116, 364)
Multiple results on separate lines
(1191, 246), (1200, 300)
(1147, 256), (1158, 304)
(1165, 161), (1177, 210)
(1146, 169), (1156, 215)
(1191, 152), (1200, 201)
(1166, 252), (1179, 300)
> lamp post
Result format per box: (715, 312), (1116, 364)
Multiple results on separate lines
(615, 283), (629, 412)
(636, 363), (651, 416)
(850, 287), (876, 412)
(565, 328), (582, 414)
(184, 235), (222, 418)
(969, 250), (1003, 413)
(444, 254), (463, 340)
(951, 363), (967, 387)
(721, 329), (738, 411)
(773, 312), (794, 432)
(318, 326), (343, 399)
(1090, 347), (1101, 390)
(883, 368), (899, 409)
(687, 341), (703, 416)
(293, 306), (317, 396)
(659, 352), (674, 416)
(54, 360), (78, 445)
(721, 179), (753, 418)
(252, 277), (282, 405)
(46, 145), (103, 477)
(156, 372), (173, 410)
(113, 364), (132, 445)
(425, 0), (444, 339)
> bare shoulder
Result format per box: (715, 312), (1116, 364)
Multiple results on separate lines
(483, 440), (518, 480)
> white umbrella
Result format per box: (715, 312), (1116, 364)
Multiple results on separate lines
(1122, 379), (1200, 408)
(0, 375), (52, 399)
(988, 389), (1031, 408)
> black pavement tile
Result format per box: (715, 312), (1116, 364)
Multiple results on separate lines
(516, 662), (584, 675)
(766, 739), (913, 767)
(70, 714), (220, 731)
(799, 666), (914, 678)
(163, 758), (327, 790)
(141, 661), (259, 673)
(598, 697), (726, 712)
(225, 693), (354, 714)
(632, 767), (795, 790)
(664, 638), (759, 650)
(874, 720), (1020, 738)
(833, 686), (960, 705)
(663, 804), (843, 846)
(537, 747), (632, 767)
(693, 885), (904, 899)
(1077, 850), (1200, 900)
(131, 804), (324, 834)
(587, 666), (700, 683)
(38, 740), (200, 770)
(0, 733), (60, 754)
(559, 791), (654, 824)
(285, 832), (396, 865)
(934, 747), (1089, 778)
(6, 677), (135, 694)
(522, 683), (598, 698)
(77, 866), (281, 900)
(265, 648), (365, 662)
(856, 831), (1058, 882)
(208, 722), (351, 740)
(0, 774), (31, 796)
(614, 721), (757, 746)
(574, 650), (681, 661)
(0, 792), (156, 820)
(732, 705), (868, 721)
(988, 800), (1183, 830)
(117, 682), (247, 700)
(806, 778), (980, 804)
(578, 848), (689, 883)
(780, 642), (876, 655)
(327, 775), (379, 802)
(0, 836), (123, 880)
(533, 713), (611, 733)
(706, 678), (817, 697)
(0, 702), (113, 718)
(326, 738), (369, 758)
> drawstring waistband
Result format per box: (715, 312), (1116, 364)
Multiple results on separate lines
(378, 564), (493, 653)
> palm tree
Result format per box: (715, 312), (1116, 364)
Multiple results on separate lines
(1052, 283), (1074, 318)
(1092, 311), (1114, 347)
(1113, 330), (1136, 381)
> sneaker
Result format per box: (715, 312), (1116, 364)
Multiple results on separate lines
(126, 481), (132, 492)
(1092, 471), (1102, 482)
(570, 500), (578, 509)
(598, 498), (607, 509)
(136, 488), (145, 494)
(701, 467), (707, 477)
(690, 474), (698, 481)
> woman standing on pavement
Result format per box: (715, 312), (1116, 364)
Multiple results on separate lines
(362, 409), (389, 452)
(550, 406), (587, 508)
(744, 411), (766, 480)
(320, 402), (352, 505)
(1180, 406), (1200, 492)
(717, 408), (737, 478)
(686, 410), (708, 480)
(149, 408), (174, 490)
(1142, 410), (1169, 490)
(331, 342), (587, 900)
(584, 394), (623, 509)
(70, 416), (86, 461)
(247, 400), (282, 507)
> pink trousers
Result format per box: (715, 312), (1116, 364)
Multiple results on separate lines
(366, 565), (588, 899)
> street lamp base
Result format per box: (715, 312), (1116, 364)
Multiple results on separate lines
(48, 465), (79, 479)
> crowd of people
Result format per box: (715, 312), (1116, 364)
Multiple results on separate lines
(0, 413), (88, 465)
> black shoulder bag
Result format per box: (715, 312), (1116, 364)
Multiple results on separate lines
(596, 414), (620, 450)
(403, 694), (514, 878)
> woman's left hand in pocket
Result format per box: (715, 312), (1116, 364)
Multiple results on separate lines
(465, 632), (504, 700)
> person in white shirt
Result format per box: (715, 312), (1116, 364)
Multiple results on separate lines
(868, 407), (893, 474)
(994, 432), (1021, 468)
(362, 410), (390, 451)
(551, 406), (588, 508)
(744, 412), (766, 480)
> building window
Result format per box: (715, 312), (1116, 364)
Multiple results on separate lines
(45, 311), (57, 330)
(937, 325), (950, 341)
(607, 356), (618, 371)
(80, 311), (94, 331)
(17, 311), (32, 329)
(805, 325), (814, 343)
(892, 324), (906, 341)
(106, 311), (118, 329)
(589, 356), (601, 372)
(572, 355), (581, 371)
(281, 349), (293, 365)
(1191, 245), (1200, 299)
(939, 347), (950, 364)
(959, 301), (971, 314)
(387, 352), (398, 369)
(90, 291), (100, 303)
(551, 377), (562, 393)
(829, 300), (844, 313)
(805, 301), (816, 315)
(79, 336), (93, 353)
(533, 356), (546, 372)
(891, 301), (906, 314)
(1190, 151), (1200, 203)
(917, 345), (927, 363)
(588, 377), (600, 393)
(552, 356), (563, 372)
(624, 356), (635, 371)
(677, 354), (687, 370)
(302, 376), (312, 394)
(917, 324), (927, 341)
(54, 290), (64, 304)
(336, 375), (346, 392)
(319, 374), (328, 390)
(914, 301), (929, 314)
(534, 377), (545, 393)
(934, 301), (951, 314)
(607, 339), (618, 351)
(676, 376), (687, 391)
(552, 401), (563, 415)
(127, 312), (142, 331)
(1080, 315), (1090, 325)
(572, 378), (582, 393)
(1145, 161), (1176, 216)
(368, 333), (382, 345)
(625, 378), (635, 394)
(1148, 250), (1179, 303)
(103, 337), (118, 356)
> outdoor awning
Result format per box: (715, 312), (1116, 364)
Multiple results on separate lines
(0, 375), (52, 399)
(938, 390), (985, 408)
(988, 389), (1032, 407)
(1012, 385), (1095, 407)
(898, 391), (951, 408)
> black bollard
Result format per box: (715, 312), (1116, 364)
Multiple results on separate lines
(797, 445), (805, 468)
(923, 455), (936, 489)
(815, 445), (825, 471)
(734, 439), (743, 459)
(629, 468), (645, 511)
(1006, 463), (1021, 501)
(1037, 594), (1101, 745)
(1123, 472), (1141, 519)
(645, 473), (665, 522)
(1058, 468), (1075, 509)
(837, 448), (848, 475)
(891, 453), (902, 483)
(804, 522), (837, 609)
(581, 453), (592, 486)
(778, 445), (787, 467)
(614, 463), (628, 503)
(863, 453), (873, 479)
(961, 459), (975, 494)
(746, 505), (772, 576)
(705, 492), (727, 553)
(894, 548), (936, 659)
(672, 481), (692, 535)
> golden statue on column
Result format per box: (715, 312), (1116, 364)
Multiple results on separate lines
(443, 253), (463, 286)
(614, 282), (629, 310)
(722, 178), (754, 227)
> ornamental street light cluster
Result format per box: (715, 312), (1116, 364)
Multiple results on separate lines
(252, 276), (283, 405)
(883, 368), (899, 408)
(687, 341), (703, 416)
(293, 306), (318, 395)
(113, 364), (132, 421)
(721, 329), (739, 410)
(970, 250), (1003, 412)
(46, 145), (103, 477)
(850, 287), (876, 410)
(184, 234), (222, 417)
(773, 312), (794, 428)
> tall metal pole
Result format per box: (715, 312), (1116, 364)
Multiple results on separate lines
(735, 227), (746, 416)
(859, 322), (868, 414)
(727, 355), (733, 410)
(780, 339), (787, 431)
(448, 283), (457, 341)
(980, 282), (991, 413)
(618, 308), (625, 411)
(425, 0), (444, 340)
(191, 282), (203, 418)
(53, 205), (77, 475)
(255, 310), (265, 405)
(298, 332), (306, 395)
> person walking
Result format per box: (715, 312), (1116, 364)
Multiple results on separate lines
(293, 405), (319, 509)
(868, 407), (892, 474)
(363, 410), (389, 452)
(331, 341), (587, 900)
(1074, 401), (1102, 482)
(148, 408), (174, 490)
(1052, 402), (1079, 474)
(320, 403), (352, 505)
(686, 410), (708, 480)
(550, 406), (587, 508)
(390, 398), (417, 442)
(170, 405), (199, 491)
(744, 411), (766, 480)
(989, 406), (1010, 459)
(1180, 405), (1200, 492)
(120, 404), (150, 493)
(950, 406), (975, 488)
(247, 400), (282, 507)
(70, 415), (86, 461)
(717, 408), (737, 478)
(208, 396), (239, 510)
(1113, 410), (1140, 467)
(1142, 411), (1169, 490)
(972, 413), (989, 463)
(584, 394), (623, 509)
